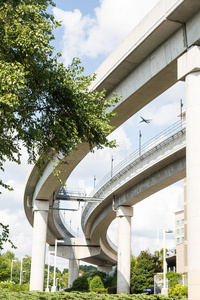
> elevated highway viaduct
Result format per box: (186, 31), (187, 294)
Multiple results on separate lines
(82, 122), (186, 293)
(24, 0), (200, 298)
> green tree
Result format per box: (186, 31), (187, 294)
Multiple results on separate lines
(0, 0), (119, 193)
(167, 271), (182, 289)
(79, 264), (106, 281)
(89, 275), (104, 291)
(44, 267), (54, 290)
(11, 260), (20, 284)
(62, 268), (68, 275)
(0, 255), (10, 281)
(21, 255), (31, 284)
(154, 248), (170, 270)
(130, 250), (162, 294)
(61, 272), (68, 289)
(71, 276), (89, 292)
(79, 265), (97, 274)
(0, 251), (19, 282)
(131, 254), (136, 273)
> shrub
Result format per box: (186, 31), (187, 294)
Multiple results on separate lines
(0, 290), (189, 299)
(90, 288), (107, 294)
(107, 286), (117, 294)
(71, 276), (89, 292)
(169, 283), (188, 296)
(166, 272), (182, 289)
(89, 275), (104, 292)
(0, 282), (29, 292)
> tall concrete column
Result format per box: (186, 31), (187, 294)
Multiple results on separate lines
(68, 258), (80, 288)
(29, 199), (49, 291)
(116, 205), (133, 294)
(178, 45), (200, 300)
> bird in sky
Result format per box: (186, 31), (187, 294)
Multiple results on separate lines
(140, 116), (152, 124)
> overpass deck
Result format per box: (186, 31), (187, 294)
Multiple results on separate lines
(50, 119), (186, 265)
(24, 0), (200, 294)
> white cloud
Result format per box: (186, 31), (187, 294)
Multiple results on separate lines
(53, 0), (160, 66)
(0, 209), (33, 257)
(0, 146), (32, 258)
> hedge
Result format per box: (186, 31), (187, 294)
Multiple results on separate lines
(0, 282), (29, 292)
(0, 290), (188, 300)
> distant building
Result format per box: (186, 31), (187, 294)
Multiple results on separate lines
(175, 210), (184, 245)
(175, 179), (188, 274)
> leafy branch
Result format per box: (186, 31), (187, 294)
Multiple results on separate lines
(0, 223), (16, 251)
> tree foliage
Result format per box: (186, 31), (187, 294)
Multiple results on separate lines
(79, 265), (97, 274)
(71, 276), (89, 292)
(169, 284), (188, 296)
(21, 255), (31, 284)
(0, 252), (32, 284)
(130, 250), (162, 294)
(89, 275), (104, 291)
(61, 272), (68, 289)
(167, 271), (182, 289)
(0, 251), (18, 282)
(0, 223), (16, 251)
(0, 0), (119, 192)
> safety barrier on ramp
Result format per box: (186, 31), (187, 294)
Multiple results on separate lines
(81, 119), (186, 231)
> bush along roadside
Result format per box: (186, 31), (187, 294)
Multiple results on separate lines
(0, 290), (188, 300)
(0, 282), (29, 292)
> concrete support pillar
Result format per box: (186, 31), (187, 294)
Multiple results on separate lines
(178, 45), (200, 300)
(68, 258), (80, 288)
(116, 206), (133, 294)
(29, 200), (49, 291)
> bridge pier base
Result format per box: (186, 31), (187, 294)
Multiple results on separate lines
(116, 206), (133, 294)
(178, 45), (200, 300)
(29, 199), (49, 291)
(68, 258), (80, 288)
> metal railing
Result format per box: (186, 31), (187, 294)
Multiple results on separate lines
(53, 200), (75, 238)
(89, 119), (186, 197)
(57, 187), (86, 198)
(81, 119), (186, 231)
(54, 119), (186, 236)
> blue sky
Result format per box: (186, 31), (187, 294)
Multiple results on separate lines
(0, 0), (185, 269)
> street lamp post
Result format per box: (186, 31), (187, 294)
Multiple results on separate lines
(51, 239), (64, 292)
(111, 156), (114, 178)
(20, 256), (25, 285)
(139, 130), (142, 156)
(162, 229), (173, 296)
(94, 175), (96, 188)
(46, 250), (54, 292)
(10, 259), (17, 282)
(56, 278), (60, 290)
(22, 270), (26, 284)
